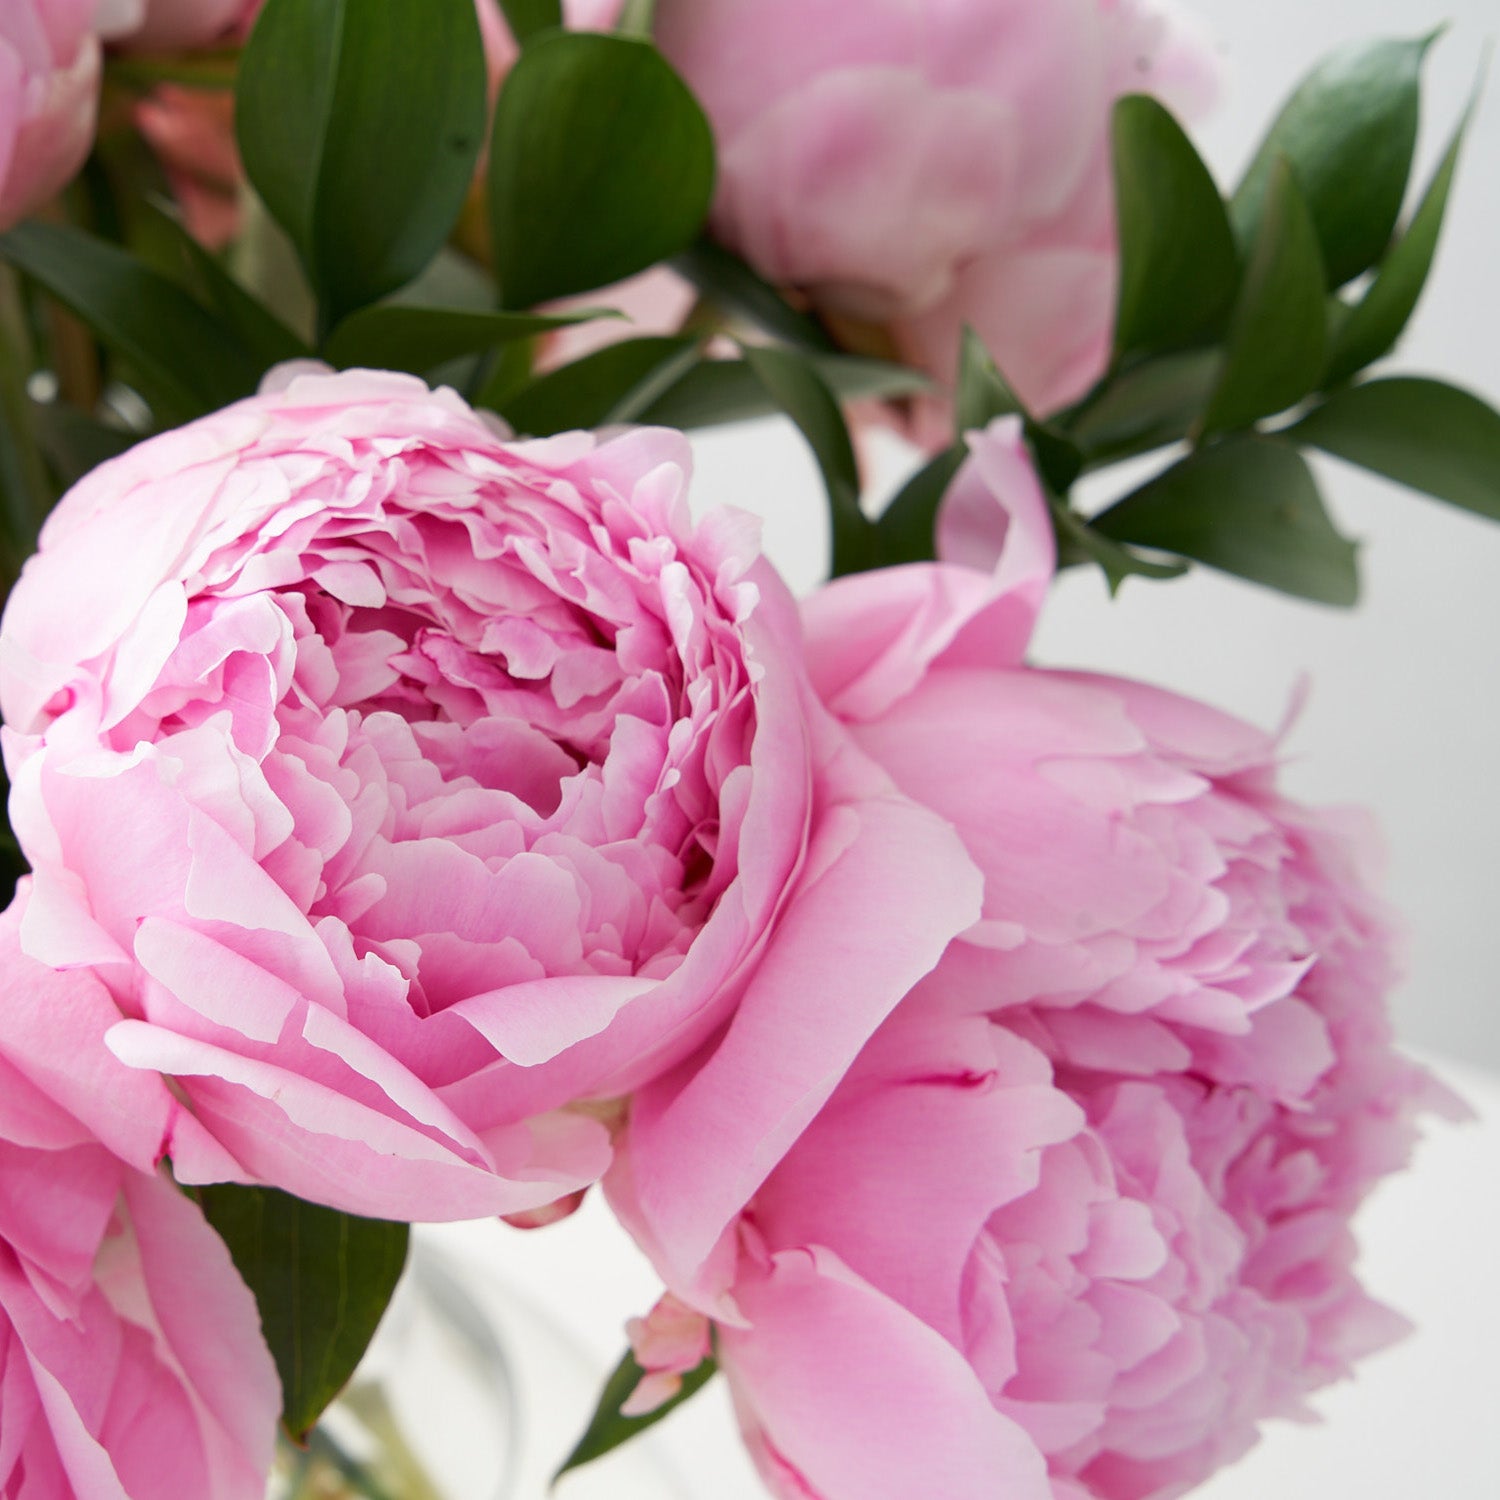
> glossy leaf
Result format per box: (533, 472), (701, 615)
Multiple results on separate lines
(237, 0), (488, 328)
(498, 0), (561, 44)
(1112, 96), (1239, 361)
(145, 200), (311, 370)
(489, 33), (714, 308)
(556, 1351), (717, 1480)
(0, 222), (262, 423)
(639, 351), (927, 430)
(672, 240), (833, 352)
(324, 305), (617, 373)
(874, 444), (968, 566)
(1323, 94), (1474, 386)
(1201, 158), (1327, 434)
(198, 1186), (409, 1440)
(742, 343), (876, 577)
(1093, 435), (1358, 605)
(1293, 377), (1500, 522)
(495, 336), (697, 434)
(1066, 348), (1220, 464)
(1231, 35), (1431, 289)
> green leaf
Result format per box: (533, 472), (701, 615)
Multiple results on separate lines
(1065, 348), (1220, 465)
(742, 343), (875, 578)
(638, 351), (927, 430)
(671, 240), (834, 352)
(1201, 158), (1327, 434)
(498, 0), (561, 45)
(489, 33), (714, 308)
(1112, 95), (1239, 361)
(0, 222), (262, 424)
(602, 341), (703, 423)
(324, 305), (618, 374)
(1050, 500), (1189, 594)
(495, 336), (697, 434)
(28, 401), (135, 492)
(1323, 93), (1475, 386)
(237, 0), (488, 330)
(1093, 434), (1358, 604)
(955, 325), (1023, 432)
(556, 1350), (717, 1480)
(197, 1186), (409, 1441)
(953, 329), (1081, 493)
(874, 444), (967, 566)
(1293, 376), (1500, 522)
(144, 200), (311, 371)
(1231, 35), (1431, 289)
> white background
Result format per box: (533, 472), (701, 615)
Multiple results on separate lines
(452, 3), (1500, 1497)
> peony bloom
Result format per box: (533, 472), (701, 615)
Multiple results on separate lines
(96, 0), (260, 53)
(654, 0), (1222, 418)
(610, 420), (1445, 1499)
(0, 883), (279, 1500)
(0, 367), (975, 1227)
(0, 1), (101, 232)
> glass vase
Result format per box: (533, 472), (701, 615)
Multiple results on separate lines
(266, 1237), (697, 1500)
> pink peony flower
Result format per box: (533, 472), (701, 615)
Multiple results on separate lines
(96, 0), (260, 52)
(610, 423), (1446, 1499)
(654, 0), (1222, 418)
(0, 366), (976, 1227)
(0, 882), (279, 1500)
(0, 1), (101, 232)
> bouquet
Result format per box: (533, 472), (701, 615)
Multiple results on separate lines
(0, 1), (1492, 1496)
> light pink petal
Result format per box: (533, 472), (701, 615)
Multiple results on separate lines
(721, 1248), (1051, 1500)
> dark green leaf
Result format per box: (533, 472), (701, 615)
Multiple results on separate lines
(671, 240), (834, 352)
(498, 0), (561, 45)
(197, 1186), (409, 1440)
(1293, 376), (1500, 522)
(603, 341), (703, 423)
(237, 0), (488, 329)
(0, 310), (50, 577)
(742, 343), (875, 577)
(1201, 158), (1327, 434)
(0, 222), (262, 423)
(145, 200), (311, 370)
(1231, 35), (1431, 289)
(1051, 499), (1189, 593)
(1066, 348), (1220, 464)
(1028, 426), (1084, 495)
(489, 33), (714, 308)
(28, 401), (135, 492)
(638, 351), (927, 430)
(495, 336), (697, 435)
(1323, 93), (1474, 386)
(324, 305), (618, 374)
(955, 325), (1023, 432)
(953, 329), (1081, 493)
(1093, 434), (1358, 604)
(1112, 95), (1239, 361)
(874, 444), (967, 566)
(556, 1350), (717, 1480)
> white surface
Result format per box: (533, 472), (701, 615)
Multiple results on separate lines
(426, 1057), (1500, 1500)
(684, 0), (1500, 1071)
